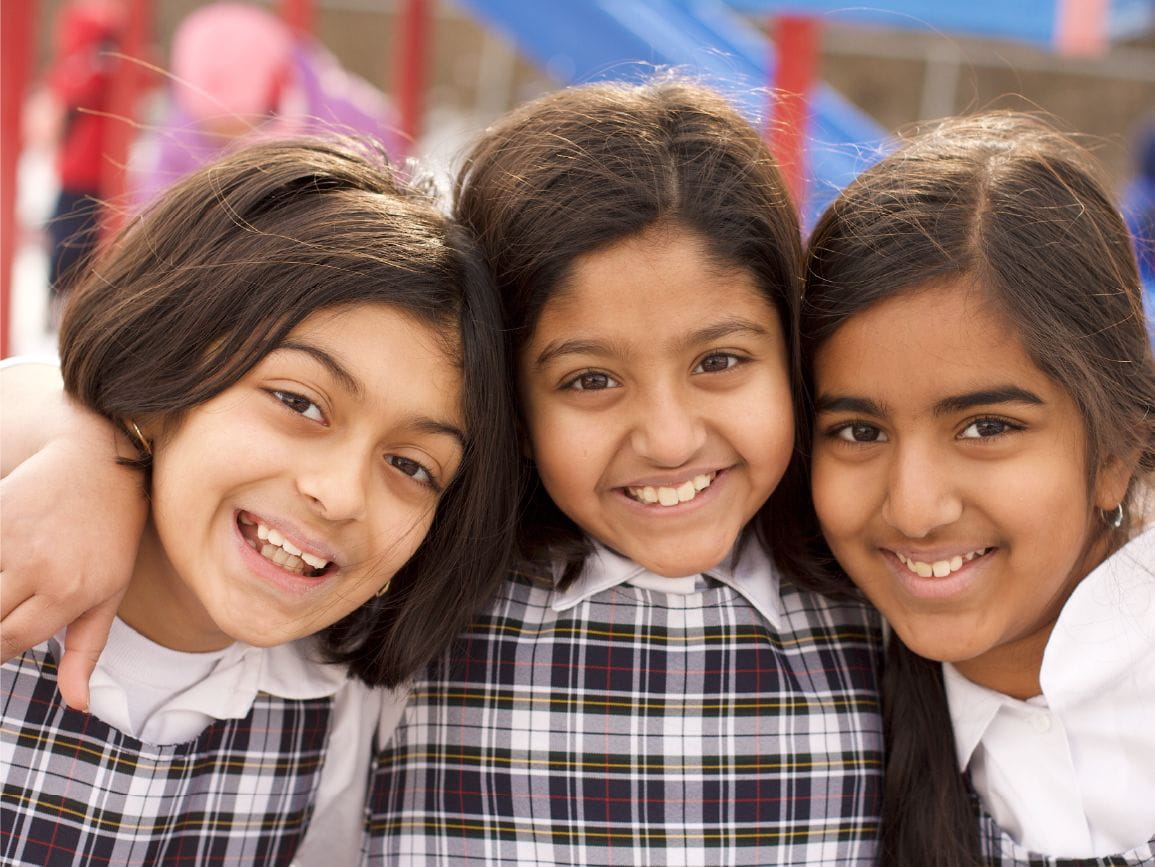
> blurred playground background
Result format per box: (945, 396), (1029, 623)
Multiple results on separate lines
(2, 0), (1153, 358)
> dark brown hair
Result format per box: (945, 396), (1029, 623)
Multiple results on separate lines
(454, 76), (803, 582)
(793, 112), (1155, 864)
(59, 138), (520, 687)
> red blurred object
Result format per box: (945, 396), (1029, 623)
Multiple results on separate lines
(768, 14), (821, 210)
(1, 0), (38, 357)
(100, 0), (151, 239)
(394, 0), (431, 161)
(281, 0), (314, 36)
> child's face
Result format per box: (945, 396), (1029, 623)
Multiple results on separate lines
(811, 282), (1124, 691)
(518, 226), (794, 577)
(126, 303), (465, 651)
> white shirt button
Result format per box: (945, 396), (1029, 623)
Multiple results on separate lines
(1029, 711), (1053, 733)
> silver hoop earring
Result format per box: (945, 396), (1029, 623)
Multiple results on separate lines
(1104, 503), (1124, 529)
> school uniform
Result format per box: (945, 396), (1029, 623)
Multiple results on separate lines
(366, 540), (885, 865)
(944, 527), (1155, 865)
(1, 618), (379, 867)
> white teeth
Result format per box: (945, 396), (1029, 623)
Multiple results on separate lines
(897, 548), (989, 578)
(301, 552), (327, 569)
(627, 472), (717, 508)
(250, 520), (330, 573)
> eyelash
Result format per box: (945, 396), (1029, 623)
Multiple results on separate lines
(826, 415), (1027, 445)
(387, 455), (441, 492)
(958, 416), (1025, 440)
(273, 389), (326, 423)
(830, 421), (886, 444)
(560, 352), (749, 392)
(561, 369), (619, 391)
(272, 390), (442, 492)
(694, 352), (748, 374)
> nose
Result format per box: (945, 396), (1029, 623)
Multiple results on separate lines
(629, 383), (707, 468)
(880, 441), (962, 539)
(296, 446), (370, 523)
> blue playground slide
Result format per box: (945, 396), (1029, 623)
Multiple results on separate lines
(454, 0), (890, 225)
(455, 0), (1155, 314)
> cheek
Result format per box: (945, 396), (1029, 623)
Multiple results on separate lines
(810, 455), (850, 535)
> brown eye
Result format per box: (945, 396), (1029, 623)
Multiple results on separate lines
(563, 370), (619, 391)
(835, 423), (886, 443)
(694, 353), (741, 374)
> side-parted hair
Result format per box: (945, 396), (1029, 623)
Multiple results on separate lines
(454, 75), (804, 583)
(59, 138), (520, 687)
(792, 112), (1155, 865)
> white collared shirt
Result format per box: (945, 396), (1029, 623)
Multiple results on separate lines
(552, 537), (783, 628)
(944, 527), (1155, 857)
(70, 618), (386, 867)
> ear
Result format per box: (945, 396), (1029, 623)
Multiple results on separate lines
(1093, 451), (1137, 513)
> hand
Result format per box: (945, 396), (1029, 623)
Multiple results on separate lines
(1, 373), (147, 710)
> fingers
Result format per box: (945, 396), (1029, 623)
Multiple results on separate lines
(57, 597), (122, 711)
(1, 590), (72, 663)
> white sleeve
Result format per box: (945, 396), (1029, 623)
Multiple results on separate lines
(292, 680), (383, 867)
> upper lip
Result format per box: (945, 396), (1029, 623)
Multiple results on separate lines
(239, 510), (342, 567)
(618, 467), (724, 489)
(885, 545), (991, 563)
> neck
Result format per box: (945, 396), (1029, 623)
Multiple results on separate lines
(119, 519), (233, 653)
(951, 630), (1049, 699)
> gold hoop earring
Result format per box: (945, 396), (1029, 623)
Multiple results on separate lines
(375, 583), (389, 597)
(126, 420), (152, 456)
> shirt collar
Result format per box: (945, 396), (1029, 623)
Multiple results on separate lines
(942, 661), (1005, 771)
(942, 524), (1155, 772)
(1038, 525), (1155, 709)
(551, 537), (782, 629)
(86, 620), (347, 725)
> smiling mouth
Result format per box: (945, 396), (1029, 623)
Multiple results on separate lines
(237, 513), (333, 578)
(625, 472), (717, 507)
(894, 547), (992, 578)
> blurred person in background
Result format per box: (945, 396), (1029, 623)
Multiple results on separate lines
(134, 1), (399, 205)
(36, 0), (124, 310)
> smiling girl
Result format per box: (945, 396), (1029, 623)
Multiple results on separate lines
(800, 113), (1155, 863)
(365, 78), (884, 864)
(1, 138), (517, 865)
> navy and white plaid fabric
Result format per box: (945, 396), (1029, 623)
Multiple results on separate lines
(977, 807), (1155, 866)
(366, 568), (885, 865)
(1, 645), (332, 866)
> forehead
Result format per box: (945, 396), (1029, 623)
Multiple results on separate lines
(815, 282), (1044, 400)
(529, 228), (779, 351)
(290, 303), (464, 426)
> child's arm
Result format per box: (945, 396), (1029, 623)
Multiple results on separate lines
(1, 361), (147, 710)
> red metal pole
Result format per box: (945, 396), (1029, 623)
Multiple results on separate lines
(100, 0), (152, 239)
(281, 0), (314, 37)
(1, 0), (38, 358)
(394, 0), (431, 161)
(768, 15), (821, 211)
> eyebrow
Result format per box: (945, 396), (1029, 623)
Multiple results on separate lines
(410, 418), (467, 449)
(815, 386), (1044, 417)
(533, 317), (772, 369)
(278, 341), (466, 447)
(280, 341), (363, 398)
